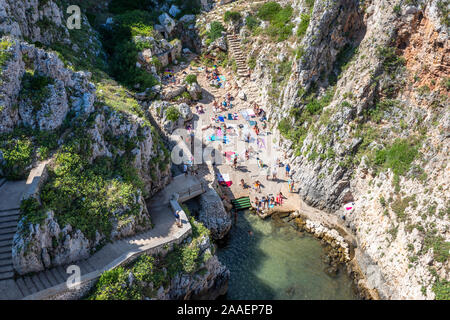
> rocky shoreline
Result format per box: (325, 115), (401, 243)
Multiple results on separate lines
(261, 209), (378, 300)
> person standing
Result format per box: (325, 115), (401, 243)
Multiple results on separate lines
(254, 197), (260, 214)
(261, 196), (267, 209)
(285, 163), (291, 177)
(174, 210), (182, 228)
(272, 165), (277, 180)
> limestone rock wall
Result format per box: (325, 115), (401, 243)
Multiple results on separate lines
(0, 0), (70, 45)
(0, 39), (95, 133)
(202, 0), (449, 299)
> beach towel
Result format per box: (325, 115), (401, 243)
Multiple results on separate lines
(208, 135), (216, 141)
(247, 109), (256, 117)
(218, 116), (225, 122)
(240, 110), (250, 121)
(344, 202), (355, 212)
(217, 173), (232, 187)
(257, 138), (266, 149)
(219, 75), (226, 82)
(248, 120), (257, 127)
(227, 113), (233, 120)
(225, 151), (235, 161)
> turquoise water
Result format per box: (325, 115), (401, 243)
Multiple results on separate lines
(217, 212), (357, 300)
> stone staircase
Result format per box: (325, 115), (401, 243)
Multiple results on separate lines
(226, 33), (250, 78)
(0, 178), (24, 282)
(0, 174), (206, 300)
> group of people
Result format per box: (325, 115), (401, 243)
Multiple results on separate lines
(253, 192), (286, 213)
(252, 102), (266, 121)
(195, 104), (205, 114)
(183, 162), (198, 176)
(162, 69), (177, 85)
(205, 65), (219, 81)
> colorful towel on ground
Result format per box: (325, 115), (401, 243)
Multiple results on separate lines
(208, 135), (216, 141)
(225, 151), (235, 161)
(218, 116), (225, 122)
(217, 173), (232, 187)
(249, 120), (257, 127)
(247, 109), (256, 117)
(240, 110), (250, 121)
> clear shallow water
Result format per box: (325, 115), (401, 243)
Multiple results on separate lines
(217, 211), (357, 300)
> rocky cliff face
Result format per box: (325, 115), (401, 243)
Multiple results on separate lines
(0, 0), (70, 45)
(159, 236), (230, 300)
(202, 0), (449, 299)
(0, 1), (172, 275)
(0, 38), (95, 133)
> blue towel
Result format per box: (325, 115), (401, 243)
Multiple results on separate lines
(218, 116), (225, 122)
(227, 113), (233, 120)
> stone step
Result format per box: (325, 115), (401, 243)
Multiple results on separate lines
(0, 238), (13, 248)
(30, 274), (46, 291)
(23, 276), (39, 294)
(0, 208), (20, 217)
(0, 221), (18, 230)
(0, 214), (19, 224)
(0, 231), (14, 242)
(0, 264), (13, 273)
(15, 277), (32, 296)
(37, 271), (52, 289)
(55, 266), (68, 283)
(43, 269), (60, 287)
(0, 226), (17, 235)
(0, 258), (12, 267)
(79, 260), (95, 275)
(0, 251), (11, 260)
(0, 271), (14, 281)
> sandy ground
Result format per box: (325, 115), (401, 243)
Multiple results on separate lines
(165, 54), (356, 243)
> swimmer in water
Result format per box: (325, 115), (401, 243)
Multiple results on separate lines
(248, 231), (253, 236)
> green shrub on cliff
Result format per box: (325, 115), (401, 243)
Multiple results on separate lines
(0, 38), (13, 69)
(19, 71), (54, 110)
(88, 218), (211, 300)
(373, 138), (419, 176)
(257, 2), (282, 21)
(207, 21), (225, 44)
(185, 74), (198, 85)
(224, 11), (241, 23)
(0, 137), (33, 180)
(297, 14), (310, 38)
(165, 106), (181, 122)
(433, 277), (450, 300)
(92, 267), (142, 300)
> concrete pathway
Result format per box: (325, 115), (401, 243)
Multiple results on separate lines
(0, 174), (205, 300)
